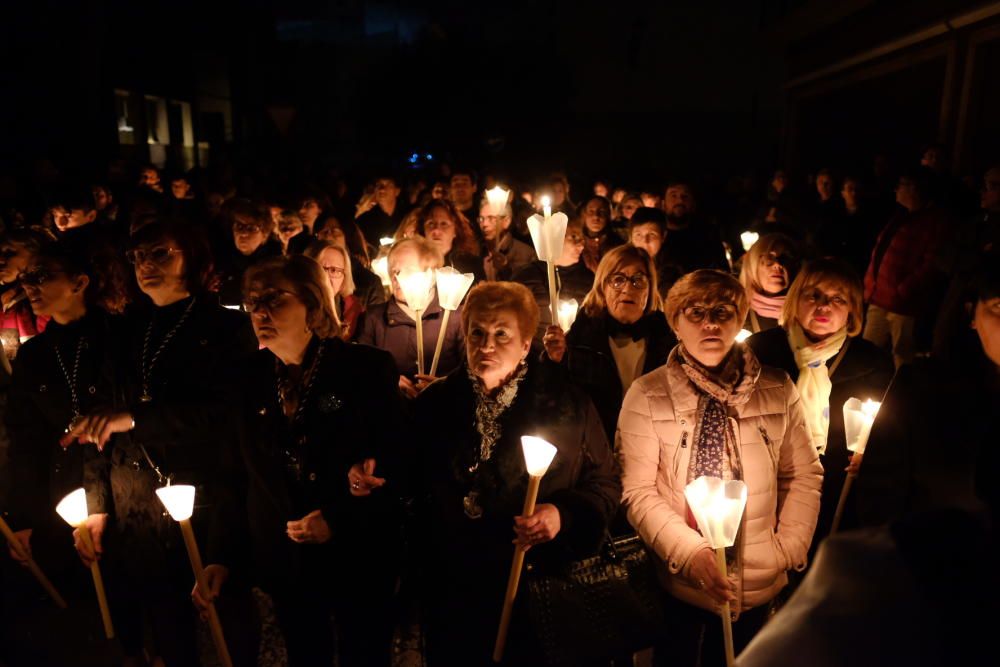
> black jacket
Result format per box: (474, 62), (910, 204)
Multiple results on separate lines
(512, 259), (595, 340)
(215, 241), (283, 307)
(561, 310), (676, 442)
(226, 338), (407, 590)
(746, 327), (894, 538)
(659, 220), (729, 274)
(5, 310), (121, 530)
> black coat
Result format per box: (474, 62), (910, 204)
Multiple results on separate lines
(561, 310), (676, 442)
(215, 240), (283, 307)
(512, 259), (595, 340)
(745, 327), (894, 539)
(413, 360), (621, 663)
(5, 311), (120, 531)
(855, 359), (1000, 527)
(228, 338), (407, 591)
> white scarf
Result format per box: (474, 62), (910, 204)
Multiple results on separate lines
(787, 322), (847, 454)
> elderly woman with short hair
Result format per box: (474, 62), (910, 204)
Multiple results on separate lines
(414, 281), (621, 666)
(746, 258), (893, 540)
(618, 269), (823, 667)
(201, 254), (407, 666)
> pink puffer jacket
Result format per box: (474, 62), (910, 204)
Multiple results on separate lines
(617, 348), (823, 614)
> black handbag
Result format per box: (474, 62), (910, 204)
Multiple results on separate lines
(526, 533), (667, 667)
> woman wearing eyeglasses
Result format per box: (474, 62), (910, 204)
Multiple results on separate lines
(745, 259), (892, 542)
(618, 269), (823, 667)
(63, 218), (259, 666)
(303, 241), (364, 340)
(543, 245), (675, 442)
(198, 255), (406, 666)
(4, 241), (127, 604)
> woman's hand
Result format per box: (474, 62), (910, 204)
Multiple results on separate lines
(192, 564), (229, 619)
(72, 513), (108, 567)
(348, 458), (386, 497)
(286, 510), (332, 544)
(60, 411), (133, 450)
(846, 452), (863, 476)
(542, 325), (567, 363)
(398, 375), (419, 399)
(513, 504), (561, 551)
(7, 529), (32, 565)
(414, 373), (440, 392)
(688, 547), (737, 606)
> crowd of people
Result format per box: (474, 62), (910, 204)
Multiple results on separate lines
(0, 145), (996, 667)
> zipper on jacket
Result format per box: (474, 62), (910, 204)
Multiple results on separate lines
(758, 425), (779, 469)
(673, 431), (689, 478)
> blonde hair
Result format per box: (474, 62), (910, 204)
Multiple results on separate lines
(304, 240), (356, 296)
(461, 281), (539, 342)
(393, 209), (420, 242)
(581, 245), (662, 317)
(780, 258), (864, 337)
(664, 269), (749, 330)
(243, 255), (341, 339)
(738, 233), (799, 294)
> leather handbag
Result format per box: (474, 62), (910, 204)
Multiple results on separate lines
(526, 533), (667, 666)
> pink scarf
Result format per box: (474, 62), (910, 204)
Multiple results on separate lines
(751, 290), (785, 320)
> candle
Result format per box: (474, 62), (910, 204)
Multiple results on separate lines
(429, 267), (475, 376)
(485, 186), (510, 217)
(740, 231), (760, 252)
(379, 236), (395, 247)
(735, 329), (752, 343)
(56, 488), (114, 639)
(396, 267), (436, 374)
(370, 256), (391, 288)
(541, 194), (552, 220)
(557, 298), (579, 331)
(843, 397), (881, 454)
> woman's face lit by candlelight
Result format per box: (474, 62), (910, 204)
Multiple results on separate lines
(466, 308), (530, 391)
(972, 296), (1000, 369)
(795, 281), (850, 340)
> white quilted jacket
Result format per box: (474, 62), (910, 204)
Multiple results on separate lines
(617, 348), (823, 614)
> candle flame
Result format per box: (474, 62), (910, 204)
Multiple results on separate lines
(861, 399), (881, 419)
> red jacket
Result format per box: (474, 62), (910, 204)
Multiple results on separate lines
(864, 207), (949, 316)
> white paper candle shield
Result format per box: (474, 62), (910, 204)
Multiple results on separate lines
(435, 267), (475, 311)
(55, 488), (89, 527)
(843, 397), (881, 453)
(521, 436), (558, 477)
(485, 186), (510, 216)
(156, 484), (196, 521)
(397, 267), (435, 311)
(371, 256), (391, 287)
(526, 211), (569, 262)
(684, 476), (748, 549)
(740, 231), (760, 252)
(557, 298), (579, 331)
(379, 236), (394, 247)
(735, 329), (752, 343)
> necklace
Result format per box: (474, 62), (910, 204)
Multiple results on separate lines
(276, 340), (324, 481)
(140, 297), (196, 402)
(53, 336), (86, 432)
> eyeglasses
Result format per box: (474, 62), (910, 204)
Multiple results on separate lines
(19, 268), (66, 287)
(242, 289), (297, 314)
(478, 215), (509, 224)
(681, 304), (738, 324)
(126, 246), (180, 265)
(607, 272), (649, 291)
(322, 266), (346, 278)
(233, 222), (263, 234)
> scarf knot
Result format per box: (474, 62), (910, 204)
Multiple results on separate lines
(787, 322), (847, 454)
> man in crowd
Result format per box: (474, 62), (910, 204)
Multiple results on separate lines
(657, 180), (728, 274)
(357, 175), (408, 245)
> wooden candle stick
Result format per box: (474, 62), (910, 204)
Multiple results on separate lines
(0, 514), (67, 608)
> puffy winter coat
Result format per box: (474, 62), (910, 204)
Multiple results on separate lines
(617, 347), (823, 614)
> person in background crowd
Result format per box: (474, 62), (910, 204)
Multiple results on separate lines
(512, 217), (592, 341)
(628, 206), (683, 297)
(357, 237), (464, 398)
(315, 213), (386, 310)
(137, 165), (163, 194)
(276, 209), (306, 255)
(613, 192), (644, 229)
(48, 187), (116, 251)
(814, 175), (880, 276)
(863, 167), (951, 368)
(199, 255), (406, 666)
(808, 168), (841, 238)
(579, 195), (622, 272)
(641, 190), (663, 210)
(746, 258), (892, 543)
(304, 240), (365, 340)
(415, 199), (484, 281)
(92, 183), (119, 225)
(357, 175), (408, 246)
(215, 198), (282, 307)
(63, 218), (259, 666)
(0, 228), (51, 361)
(392, 209), (420, 243)
(593, 179), (611, 198)
(659, 181), (729, 274)
(543, 245), (674, 442)
(414, 281), (621, 666)
(739, 233), (800, 333)
(857, 253), (999, 527)
(448, 167), (479, 225)
(618, 269), (823, 667)
(297, 191), (333, 239)
(479, 200), (536, 281)
(547, 172), (575, 215)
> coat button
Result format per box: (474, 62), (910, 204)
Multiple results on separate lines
(88, 386), (97, 394)
(308, 472), (317, 481)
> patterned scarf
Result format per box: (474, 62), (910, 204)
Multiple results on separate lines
(468, 361), (529, 467)
(787, 321), (847, 454)
(750, 290), (785, 320)
(678, 345), (760, 483)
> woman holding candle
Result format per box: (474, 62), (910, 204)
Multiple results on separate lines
(738, 233), (800, 334)
(745, 258), (892, 541)
(63, 218), (259, 666)
(618, 269), (823, 667)
(415, 199), (485, 281)
(4, 241), (126, 587)
(414, 281), (621, 666)
(199, 254), (406, 667)
(304, 240), (364, 340)
(542, 245), (675, 442)
(357, 237), (465, 398)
